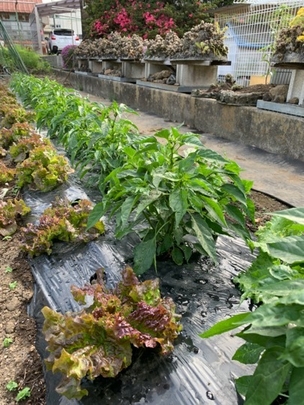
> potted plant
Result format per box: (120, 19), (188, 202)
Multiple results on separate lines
(170, 21), (228, 62)
(144, 31), (182, 60)
(272, 7), (304, 64)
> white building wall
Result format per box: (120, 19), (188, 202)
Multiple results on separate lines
(42, 0), (82, 36)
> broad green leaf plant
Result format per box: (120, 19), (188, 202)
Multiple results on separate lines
(201, 208), (304, 405)
(88, 127), (254, 274)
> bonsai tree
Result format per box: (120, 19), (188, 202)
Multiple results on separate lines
(74, 32), (146, 59)
(174, 21), (228, 59)
(273, 7), (304, 60)
(145, 30), (182, 59)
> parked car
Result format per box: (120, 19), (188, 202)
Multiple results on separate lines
(48, 29), (80, 54)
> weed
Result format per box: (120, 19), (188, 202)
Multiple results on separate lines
(5, 266), (13, 273)
(16, 387), (31, 402)
(6, 381), (31, 401)
(2, 337), (13, 348)
(9, 281), (17, 290)
(6, 381), (18, 391)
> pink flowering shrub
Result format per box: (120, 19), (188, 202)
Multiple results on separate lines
(83, 0), (216, 39)
(61, 45), (78, 69)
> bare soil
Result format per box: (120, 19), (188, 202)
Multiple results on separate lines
(0, 187), (289, 404)
(0, 234), (46, 405)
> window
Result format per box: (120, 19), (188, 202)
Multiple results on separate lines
(18, 13), (29, 22)
(0, 13), (10, 20)
(53, 29), (74, 36)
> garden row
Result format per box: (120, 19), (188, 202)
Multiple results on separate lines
(0, 83), (104, 253)
(6, 74), (304, 404)
(10, 73), (254, 274)
(0, 79), (183, 400)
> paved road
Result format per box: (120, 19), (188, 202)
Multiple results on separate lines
(84, 93), (304, 207)
(200, 134), (304, 208)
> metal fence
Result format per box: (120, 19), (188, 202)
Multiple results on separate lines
(0, 20), (29, 74)
(215, 0), (304, 86)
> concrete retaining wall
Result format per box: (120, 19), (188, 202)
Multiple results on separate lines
(53, 69), (304, 163)
(45, 55), (64, 68)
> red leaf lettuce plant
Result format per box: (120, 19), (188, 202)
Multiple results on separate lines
(0, 104), (35, 129)
(42, 266), (182, 399)
(0, 82), (72, 192)
(0, 122), (34, 150)
(0, 161), (16, 184)
(0, 82), (35, 129)
(9, 133), (52, 163)
(0, 198), (31, 237)
(15, 145), (73, 192)
(21, 198), (105, 256)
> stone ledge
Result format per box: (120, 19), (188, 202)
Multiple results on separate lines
(53, 69), (304, 163)
(257, 100), (304, 118)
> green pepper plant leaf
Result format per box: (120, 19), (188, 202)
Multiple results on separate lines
(88, 127), (254, 274)
(200, 207), (304, 405)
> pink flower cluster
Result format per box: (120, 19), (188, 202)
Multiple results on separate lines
(93, 21), (109, 35)
(143, 11), (175, 34)
(113, 8), (133, 32)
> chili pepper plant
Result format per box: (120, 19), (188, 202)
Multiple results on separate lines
(201, 208), (304, 405)
(88, 127), (254, 274)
